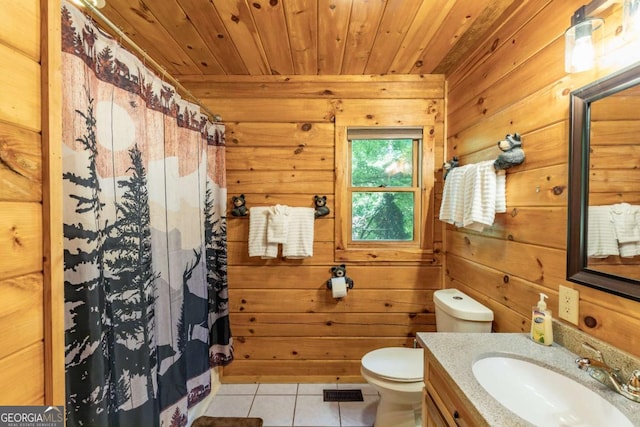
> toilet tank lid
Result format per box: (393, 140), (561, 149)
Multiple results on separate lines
(434, 289), (494, 321)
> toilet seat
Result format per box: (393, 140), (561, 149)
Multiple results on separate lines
(361, 347), (423, 382)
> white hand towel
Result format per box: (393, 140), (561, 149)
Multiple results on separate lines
(587, 206), (619, 258)
(610, 203), (640, 244)
(439, 164), (473, 227)
(248, 206), (278, 259)
(462, 160), (500, 231)
(495, 169), (506, 214)
(267, 204), (290, 244)
(618, 241), (640, 258)
(282, 207), (315, 258)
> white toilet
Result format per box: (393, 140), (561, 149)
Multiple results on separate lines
(360, 288), (493, 427)
(433, 288), (494, 333)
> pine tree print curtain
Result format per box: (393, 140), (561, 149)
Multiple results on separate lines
(61, 3), (232, 425)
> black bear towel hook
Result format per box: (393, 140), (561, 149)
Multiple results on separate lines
(314, 195), (330, 218)
(494, 133), (525, 170)
(443, 156), (459, 180)
(231, 194), (248, 216)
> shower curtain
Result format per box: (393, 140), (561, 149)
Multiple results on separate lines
(61, 2), (232, 426)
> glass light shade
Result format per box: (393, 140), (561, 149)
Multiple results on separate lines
(565, 18), (604, 73)
(71, 0), (106, 8)
(624, 0), (640, 40)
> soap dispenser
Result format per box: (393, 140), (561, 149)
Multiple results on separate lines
(531, 293), (553, 346)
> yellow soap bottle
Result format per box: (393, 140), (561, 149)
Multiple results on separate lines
(531, 293), (553, 346)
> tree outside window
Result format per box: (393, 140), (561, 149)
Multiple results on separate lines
(350, 138), (417, 242)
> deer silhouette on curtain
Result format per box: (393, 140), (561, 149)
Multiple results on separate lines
(61, 2), (232, 426)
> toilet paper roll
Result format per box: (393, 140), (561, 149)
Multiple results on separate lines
(331, 277), (347, 298)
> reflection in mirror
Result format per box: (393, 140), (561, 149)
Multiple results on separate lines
(588, 86), (640, 280)
(568, 62), (640, 302)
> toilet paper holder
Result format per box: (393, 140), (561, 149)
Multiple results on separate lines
(326, 264), (354, 292)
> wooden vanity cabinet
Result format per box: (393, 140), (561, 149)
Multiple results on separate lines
(422, 351), (481, 427)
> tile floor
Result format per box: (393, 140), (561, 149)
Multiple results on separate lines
(203, 383), (379, 427)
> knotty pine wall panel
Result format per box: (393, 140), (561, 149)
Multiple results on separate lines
(184, 74), (445, 100)
(0, 0), (45, 404)
(195, 75), (445, 382)
(230, 290), (435, 314)
(445, 0), (640, 358)
(0, 122), (42, 201)
(0, 343), (44, 405)
(231, 313), (435, 338)
(0, 273), (44, 360)
(1, 0), (63, 405)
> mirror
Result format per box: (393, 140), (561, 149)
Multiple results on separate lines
(568, 62), (640, 302)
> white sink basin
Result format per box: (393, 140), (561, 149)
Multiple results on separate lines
(472, 355), (633, 427)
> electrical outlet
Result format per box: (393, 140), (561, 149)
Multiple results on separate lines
(559, 285), (579, 325)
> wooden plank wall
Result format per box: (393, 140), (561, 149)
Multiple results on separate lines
(187, 75), (445, 382)
(445, 0), (640, 358)
(0, 0), (46, 404)
(0, 0), (64, 406)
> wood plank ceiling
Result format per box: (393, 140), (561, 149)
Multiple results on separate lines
(94, 0), (524, 78)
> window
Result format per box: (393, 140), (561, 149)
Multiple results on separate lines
(335, 127), (435, 262)
(350, 137), (418, 242)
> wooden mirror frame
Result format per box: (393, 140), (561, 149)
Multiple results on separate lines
(568, 62), (640, 302)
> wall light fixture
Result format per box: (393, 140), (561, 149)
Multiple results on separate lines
(624, 0), (640, 39)
(71, 0), (106, 9)
(565, 2), (606, 73)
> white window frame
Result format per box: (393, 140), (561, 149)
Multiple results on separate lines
(335, 126), (436, 262)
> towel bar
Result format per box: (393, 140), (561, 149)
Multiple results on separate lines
(230, 195), (330, 218)
(443, 132), (525, 179)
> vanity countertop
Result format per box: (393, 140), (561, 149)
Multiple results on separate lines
(416, 332), (640, 427)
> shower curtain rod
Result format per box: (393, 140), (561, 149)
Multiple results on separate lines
(76, 0), (222, 123)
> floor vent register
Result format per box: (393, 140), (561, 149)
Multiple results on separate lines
(322, 389), (364, 402)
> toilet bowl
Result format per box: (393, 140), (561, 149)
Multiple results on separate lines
(361, 288), (494, 427)
(360, 347), (424, 427)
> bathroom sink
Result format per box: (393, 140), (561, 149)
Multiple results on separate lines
(472, 355), (633, 427)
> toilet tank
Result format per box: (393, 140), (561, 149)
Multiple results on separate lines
(434, 289), (493, 332)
